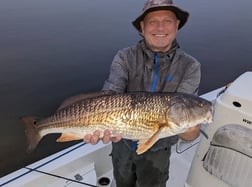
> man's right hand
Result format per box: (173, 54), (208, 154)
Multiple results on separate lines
(83, 129), (122, 145)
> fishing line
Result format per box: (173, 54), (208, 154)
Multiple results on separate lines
(24, 167), (98, 187)
(200, 129), (209, 139)
(0, 142), (86, 186)
(176, 140), (200, 154)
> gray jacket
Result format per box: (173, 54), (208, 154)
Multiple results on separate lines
(102, 39), (201, 151)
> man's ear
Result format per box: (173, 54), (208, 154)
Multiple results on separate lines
(176, 19), (180, 30)
(140, 21), (144, 34)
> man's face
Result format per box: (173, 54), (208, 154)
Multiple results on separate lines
(140, 10), (180, 52)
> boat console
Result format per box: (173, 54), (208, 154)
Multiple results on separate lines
(185, 72), (252, 187)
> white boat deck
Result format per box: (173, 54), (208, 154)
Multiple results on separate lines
(0, 137), (205, 187)
(167, 137), (201, 187)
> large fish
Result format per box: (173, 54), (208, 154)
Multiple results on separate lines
(21, 92), (213, 154)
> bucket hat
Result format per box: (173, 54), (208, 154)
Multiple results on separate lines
(132, 0), (189, 32)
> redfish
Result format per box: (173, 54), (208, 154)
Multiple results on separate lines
(21, 92), (213, 154)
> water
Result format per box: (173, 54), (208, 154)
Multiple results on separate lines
(0, 0), (251, 177)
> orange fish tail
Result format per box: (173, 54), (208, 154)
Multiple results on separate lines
(20, 116), (42, 153)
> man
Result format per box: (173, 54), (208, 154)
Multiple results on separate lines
(84, 0), (201, 186)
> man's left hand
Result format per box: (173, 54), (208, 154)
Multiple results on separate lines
(179, 125), (201, 141)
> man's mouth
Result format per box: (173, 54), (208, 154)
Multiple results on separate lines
(153, 34), (167, 37)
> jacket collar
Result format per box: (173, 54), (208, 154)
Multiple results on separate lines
(139, 39), (179, 69)
(140, 39), (179, 59)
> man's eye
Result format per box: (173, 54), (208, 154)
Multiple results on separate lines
(164, 20), (172, 23)
(149, 20), (157, 25)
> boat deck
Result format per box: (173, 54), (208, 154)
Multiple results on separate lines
(0, 133), (204, 187)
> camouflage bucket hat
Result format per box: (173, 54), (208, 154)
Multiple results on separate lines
(132, 0), (189, 32)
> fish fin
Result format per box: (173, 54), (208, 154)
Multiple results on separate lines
(136, 125), (164, 155)
(20, 116), (41, 153)
(56, 133), (82, 142)
(57, 91), (114, 111)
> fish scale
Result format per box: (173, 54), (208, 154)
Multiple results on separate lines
(39, 94), (192, 136)
(50, 96), (166, 137)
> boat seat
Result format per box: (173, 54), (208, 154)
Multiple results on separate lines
(203, 124), (252, 187)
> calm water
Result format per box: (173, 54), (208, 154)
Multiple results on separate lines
(0, 0), (251, 177)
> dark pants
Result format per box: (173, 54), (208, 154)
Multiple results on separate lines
(111, 140), (171, 187)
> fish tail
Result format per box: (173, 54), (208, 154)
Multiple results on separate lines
(20, 116), (42, 153)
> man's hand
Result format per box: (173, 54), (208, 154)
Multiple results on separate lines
(83, 129), (122, 145)
(179, 125), (201, 141)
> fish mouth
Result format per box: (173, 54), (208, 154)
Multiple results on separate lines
(206, 115), (214, 123)
(205, 106), (214, 123)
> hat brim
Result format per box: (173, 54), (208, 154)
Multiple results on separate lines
(132, 6), (189, 32)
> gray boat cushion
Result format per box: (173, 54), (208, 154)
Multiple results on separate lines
(203, 124), (252, 187)
(211, 124), (252, 157)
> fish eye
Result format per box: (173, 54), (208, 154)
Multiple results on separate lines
(199, 102), (204, 107)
